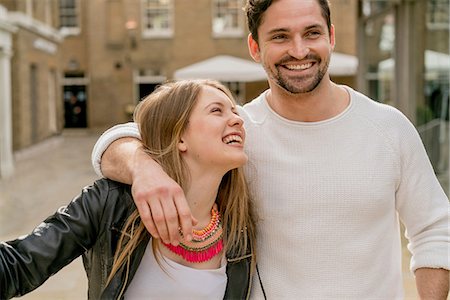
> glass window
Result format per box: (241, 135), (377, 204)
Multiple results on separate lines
(361, 0), (394, 18)
(427, 0), (449, 30)
(212, 0), (244, 37)
(224, 81), (245, 104)
(420, 0), (449, 174)
(361, 3), (396, 105)
(142, 0), (173, 38)
(59, 0), (78, 28)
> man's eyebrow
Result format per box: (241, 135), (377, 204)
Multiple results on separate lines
(265, 23), (325, 37)
(266, 28), (290, 36)
(304, 24), (325, 31)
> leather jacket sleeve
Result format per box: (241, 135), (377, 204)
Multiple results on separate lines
(0, 179), (112, 299)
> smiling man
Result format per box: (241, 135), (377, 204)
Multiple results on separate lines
(91, 0), (450, 298)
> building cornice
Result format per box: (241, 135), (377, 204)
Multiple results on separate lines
(0, 5), (17, 34)
(7, 12), (63, 43)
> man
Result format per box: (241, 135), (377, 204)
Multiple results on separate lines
(92, 0), (449, 298)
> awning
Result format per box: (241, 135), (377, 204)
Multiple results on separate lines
(174, 55), (266, 82)
(174, 53), (358, 82)
(329, 52), (358, 76)
(379, 50), (450, 72)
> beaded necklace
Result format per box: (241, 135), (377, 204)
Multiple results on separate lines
(162, 207), (223, 263)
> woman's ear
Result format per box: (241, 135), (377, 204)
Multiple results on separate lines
(178, 139), (187, 152)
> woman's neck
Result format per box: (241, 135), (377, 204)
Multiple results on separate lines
(184, 173), (223, 230)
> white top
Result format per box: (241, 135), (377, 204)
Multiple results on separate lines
(124, 244), (227, 300)
(92, 86), (450, 299)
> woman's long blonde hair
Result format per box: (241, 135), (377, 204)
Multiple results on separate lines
(107, 79), (257, 287)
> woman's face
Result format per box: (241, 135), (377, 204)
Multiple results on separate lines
(178, 85), (247, 172)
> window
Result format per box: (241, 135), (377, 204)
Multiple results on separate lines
(224, 81), (245, 104)
(30, 64), (39, 142)
(361, 0), (393, 18)
(212, 0), (244, 37)
(427, 0), (449, 30)
(142, 0), (173, 38)
(59, 0), (79, 35)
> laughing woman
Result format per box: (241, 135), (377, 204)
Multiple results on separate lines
(0, 79), (257, 299)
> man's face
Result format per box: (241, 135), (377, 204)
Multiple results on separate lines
(248, 0), (335, 94)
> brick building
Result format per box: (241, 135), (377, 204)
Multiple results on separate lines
(0, 0), (359, 178)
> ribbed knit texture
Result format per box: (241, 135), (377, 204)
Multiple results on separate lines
(242, 87), (449, 299)
(91, 86), (449, 299)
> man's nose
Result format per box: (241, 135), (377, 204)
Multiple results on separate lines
(287, 36), (309, 59)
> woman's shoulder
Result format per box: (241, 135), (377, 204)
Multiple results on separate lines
(77, 178), (134, 216)
(87, 178), (132, 195)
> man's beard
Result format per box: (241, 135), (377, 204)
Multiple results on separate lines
(265, 53), (330, 94)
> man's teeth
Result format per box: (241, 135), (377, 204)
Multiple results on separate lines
(285, 63), (313, 70)
(223, 135), (242, 144)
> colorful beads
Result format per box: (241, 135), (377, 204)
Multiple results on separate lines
(162, 207), (224, 263)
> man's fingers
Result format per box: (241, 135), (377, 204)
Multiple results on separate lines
(173, 193), (194, 242)
(149, 200), (171, 244)
(136, 201), (159, 239)
(160, 197), (182, 246)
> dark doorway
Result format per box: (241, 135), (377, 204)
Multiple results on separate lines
(64, 85), (87, 128)
(139, 83), (159, 101)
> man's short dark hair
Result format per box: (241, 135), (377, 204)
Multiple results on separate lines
(244, 0), (332, 44)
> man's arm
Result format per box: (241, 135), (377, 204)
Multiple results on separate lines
(415, 268), (449, 299)
(92, 124), (194, 245)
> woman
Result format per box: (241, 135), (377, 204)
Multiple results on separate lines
(0, 79), (257, 299)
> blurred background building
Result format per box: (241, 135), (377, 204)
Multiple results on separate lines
(0, 0), (448, 191)
(357, 0), (449, 186)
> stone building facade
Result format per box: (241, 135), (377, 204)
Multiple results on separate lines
(0, 0), (63, 152)
(0, 0), (358, 178)
(58, 0), (358, 130)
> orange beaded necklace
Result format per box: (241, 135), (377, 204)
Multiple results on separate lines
(162, 207), (223, 263)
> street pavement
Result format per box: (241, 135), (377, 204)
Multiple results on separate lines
(0, 129), (428, 299)
(0, 129), (97, 299)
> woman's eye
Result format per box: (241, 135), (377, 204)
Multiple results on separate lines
(211, 107), (222, 113)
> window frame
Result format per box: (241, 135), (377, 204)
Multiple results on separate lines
(59, 0), (80, 36)
(141, 0), (174, 39)
(426, 0), (449, 30)
(212, 0), (244, 38)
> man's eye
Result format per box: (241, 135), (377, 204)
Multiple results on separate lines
(272, 34), (287, 41)
(306, 31), (321, 38)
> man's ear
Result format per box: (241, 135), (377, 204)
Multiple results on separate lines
(330, 24), (336, 50)
(178, 139), (187, 152)
(248, 33), (261, 63)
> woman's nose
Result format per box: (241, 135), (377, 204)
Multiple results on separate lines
(229, 115), (244, 127)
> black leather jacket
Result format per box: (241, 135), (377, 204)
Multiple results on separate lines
(0, 179), (253, 299)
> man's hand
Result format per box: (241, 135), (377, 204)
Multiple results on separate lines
(101, 138), (196, 245)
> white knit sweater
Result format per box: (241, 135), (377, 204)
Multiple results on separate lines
(92, 86), (449, 299)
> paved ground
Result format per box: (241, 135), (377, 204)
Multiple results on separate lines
(0, 129), (97, 299)
(1, 129), (446, 299)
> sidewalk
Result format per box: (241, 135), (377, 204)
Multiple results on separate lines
(0, 129), (97, 299)
(0, 129), (423, 299)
